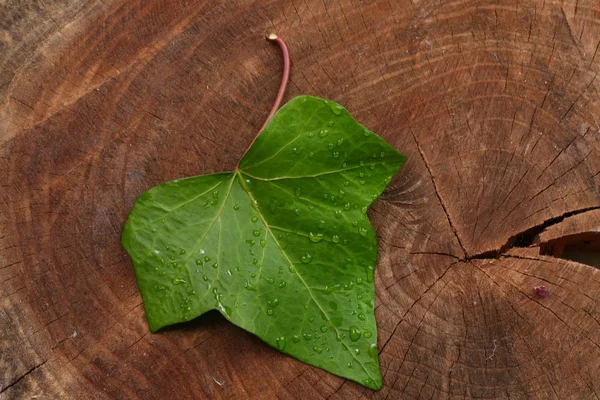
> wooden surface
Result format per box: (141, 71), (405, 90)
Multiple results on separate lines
(2, 0), (600, 398)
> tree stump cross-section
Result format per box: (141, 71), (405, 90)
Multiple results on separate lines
(2, 0), (600, 398)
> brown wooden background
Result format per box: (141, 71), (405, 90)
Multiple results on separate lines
(2, 0), (600, 398)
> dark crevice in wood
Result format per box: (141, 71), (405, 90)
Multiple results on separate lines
(504, 206), (600, 249)
(540, 232), (600, 269)
(465, 206), (600, 261)
(1, 359), (47, 395)
(408, 128), (468, 259)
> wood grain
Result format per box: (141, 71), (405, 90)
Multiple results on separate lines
(2, 0), (600, 398)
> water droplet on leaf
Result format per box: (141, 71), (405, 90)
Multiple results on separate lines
(349, 326), (361, 341)
(276, 337), (286, 350)
(172, 277), (186, 285)
(300, 253), (312, 264)
(308, 232), (324, 243)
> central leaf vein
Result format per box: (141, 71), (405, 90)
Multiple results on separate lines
(235, 170), (377, 381)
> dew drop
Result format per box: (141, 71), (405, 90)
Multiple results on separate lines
(180, 249), (186, 255)
(343, 202), (351, 210)
(317, 220), (326, 230)
(260, 239), (266, 248)
(267, 309), (274, 316)
(328, 120), (334, 126)
(318, 129), (329, 138)
(369, 343), (378, 357)
(202, 275), (208, 281)
(278, 281), (286, 288)
(308, 317), (315, 322)
(303, 333), (312, 341)
(204, 256), (211, 262)
(329, 103), (343, 115)
(365, 265), (374, 283)
(276, 337), (286, 350)
(336, 333), (346, 341)
(244, 281), (257, 291)
(358, 227), (368, 237)
(335, 210), (342, 219)
(361, 206), (368, 214)
(380, 151), (385, 158)
(328, 143), (334, 151)
(343, 180), (350, 187)
(369, 164), (375, 170)
(363, 129), (370, 137)
(288, 265), (296, 273)
(195, 259), (203, 265)
(292, 335), (300, 343)
(267, 298), (280, 308)
(332, 151), (339, 158)
(358, 314), (366, 321)
(233, 204), (240, 211)
(313, 346), (323, 354)
(172, 277), (186, 285)
(332, 234), (341, 244)
(352, 221), (358, 227)
(356, 277), (363, 284)
(364, 331), (372, 338)
(253, 230), (260, 237)
(251, 216), (258, 223)
(320, 326), (328, 333)
(295, 187), (302, 196)
(266, 277), (275, 284)
(349, 326), (361, 341)
(223, 305), (232, 317)
(308, 232), (324, 243)
(212, 262), (219, 269)
(292, 147), (303, 155)
(252, 259), (258, 265)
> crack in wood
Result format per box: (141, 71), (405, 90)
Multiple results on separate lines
(466, 206), (600, 261)
(1, 360), (47, 396)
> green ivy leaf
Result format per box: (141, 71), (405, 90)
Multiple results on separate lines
(122, 95), (406, 390)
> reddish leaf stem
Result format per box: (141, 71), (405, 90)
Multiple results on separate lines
(258, 34), (290, 133)
(237, 34), (290, 170)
